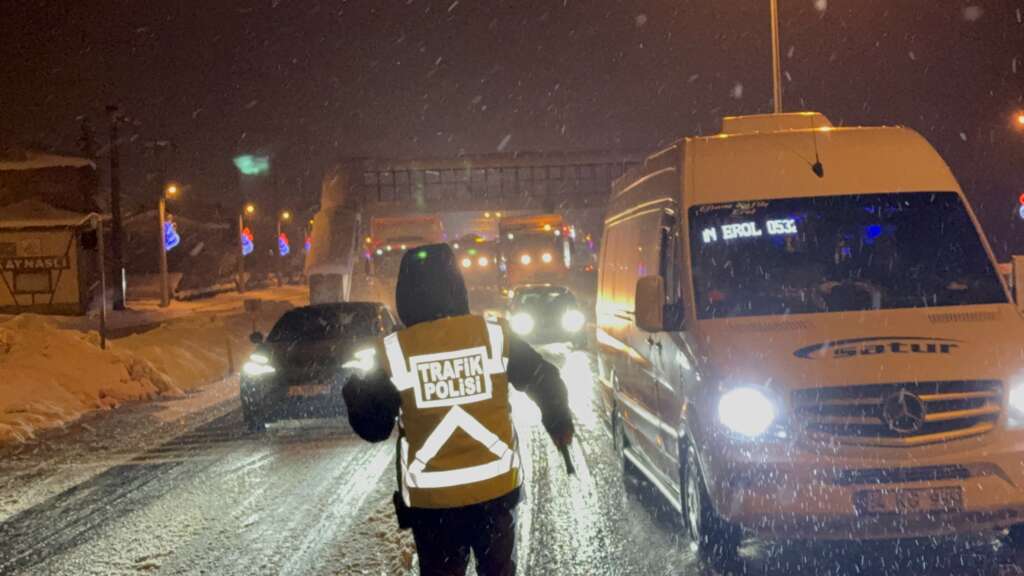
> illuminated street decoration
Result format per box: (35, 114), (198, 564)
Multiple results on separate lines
(163, 220), (180, 252)
(241, 227), (255, 256)
(304, 235), (311, 253)
(233, 154), (270, 176)
(278, 232), (290, 256)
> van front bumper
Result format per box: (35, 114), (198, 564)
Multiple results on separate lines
(702, 430), (1024, 540)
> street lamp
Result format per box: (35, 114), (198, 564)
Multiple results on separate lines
(157, 182), (180, 307)
(1014, 111), (1024, 130)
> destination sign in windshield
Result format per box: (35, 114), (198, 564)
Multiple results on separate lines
(700, 218), (798, 244)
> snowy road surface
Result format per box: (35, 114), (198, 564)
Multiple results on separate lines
(0, 346), (1020, 575)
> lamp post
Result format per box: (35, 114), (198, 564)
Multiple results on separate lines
(238, 202), (255, 293)
(769, 0), (783, 113)
(276, 210), (291, 286)
(158, 182), (179, 307)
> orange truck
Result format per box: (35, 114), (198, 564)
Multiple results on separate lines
(366, 215), (445, 280)
(497, 214), (574, 290)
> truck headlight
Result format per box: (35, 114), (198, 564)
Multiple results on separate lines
(718, 387), (777, 437)
(342, 348), (377, 374)
(561, 309), (585, 332)
(1010, 382), (1024, 428)
(243, 353), (276, 376)
(510, 313), (534, 335)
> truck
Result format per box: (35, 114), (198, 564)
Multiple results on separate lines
(366, 215), (445, 281)
(305, 164), (362, 304)
(497, 214), (573, 290)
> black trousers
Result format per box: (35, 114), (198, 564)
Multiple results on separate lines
(409, 497), (517, 576)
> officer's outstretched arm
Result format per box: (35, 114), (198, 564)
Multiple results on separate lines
(506, 332), (574, 445)
(343, 369), (401, 442)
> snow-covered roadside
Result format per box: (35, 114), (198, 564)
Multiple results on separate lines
(0, 296), (300, 444)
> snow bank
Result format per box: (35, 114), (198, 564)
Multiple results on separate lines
(0, 301), (294, 443)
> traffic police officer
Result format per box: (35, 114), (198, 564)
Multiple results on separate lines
(343, 243), (574, 576)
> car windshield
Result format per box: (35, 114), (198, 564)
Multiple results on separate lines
(514, 289), (575, 309)
(689, 192), (1007, 319)
(267, 306), (375, 342)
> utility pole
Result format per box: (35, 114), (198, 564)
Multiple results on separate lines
(95, 214), (108, 350)
(158, 192), (170, 307)
(238, 212), (247, 293)
(105, 105), (126, 309)
(769, 0), (783, 114)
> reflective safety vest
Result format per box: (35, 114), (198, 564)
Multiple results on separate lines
(382, 315), (521, 509)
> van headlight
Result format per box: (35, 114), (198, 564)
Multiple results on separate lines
(718, 387), (777, 437)
(561, 309), (585, 332)
(509, 313), (535, 335)
(1009, 382), (1024, 428)
(243, 353), (276, 376)
(342, 348), (377, 374)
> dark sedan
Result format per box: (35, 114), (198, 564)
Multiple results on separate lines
(240, 302), (396, 432)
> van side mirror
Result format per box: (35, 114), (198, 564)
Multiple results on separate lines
(1013, 256), (1024, 314)
(635, 276), (666, 332)
(249, 331), (264, 344)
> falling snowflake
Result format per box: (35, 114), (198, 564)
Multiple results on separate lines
(497, 133), (512, 152)
(963, 5), (983, 22)
(730, 83), (744, 99)
(959, 132), (968, 142)
(635, 14), (648, 28)
(448, 1), (459, 13)
(908, 51), (916, 61)
(813, 0), (827, 13)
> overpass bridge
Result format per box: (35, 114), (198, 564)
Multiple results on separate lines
(336, 150), (645, 218)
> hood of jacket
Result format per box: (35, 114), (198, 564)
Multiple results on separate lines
(395, 243), (470, 327)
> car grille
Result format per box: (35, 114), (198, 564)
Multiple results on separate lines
(793, 380), (1003, 446)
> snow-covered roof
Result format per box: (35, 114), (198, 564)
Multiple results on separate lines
(0, 200), (102, 229)
(0, 152), (95, 172)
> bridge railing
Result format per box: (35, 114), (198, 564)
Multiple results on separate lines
(349, 153), (643, 212)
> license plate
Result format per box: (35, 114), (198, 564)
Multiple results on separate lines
(854, 487), (964, 515)
(287, 384), (330, 398)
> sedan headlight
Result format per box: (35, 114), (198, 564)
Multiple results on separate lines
(561, 309), (585, 332)
(718, 387), (777, 438)
(520, 254), (532, 266)
(541, 252), (553, 264)
(509, 312), (535, 335)
(477, 256), (489, 267)
(242, 353), (276, 376)
(461, 257), (473, 269)
(342, 348), (377, 374)
(1009, 382), (1024, 428)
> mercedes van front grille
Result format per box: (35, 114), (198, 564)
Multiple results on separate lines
(793, 380), (1002, 446)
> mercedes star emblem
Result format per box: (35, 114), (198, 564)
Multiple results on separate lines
(882, 389), (927, 434)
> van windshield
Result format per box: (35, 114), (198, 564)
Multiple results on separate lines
(688, 192), (1007, 319)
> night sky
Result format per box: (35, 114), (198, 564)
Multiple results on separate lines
(2, 1), (1022, 252)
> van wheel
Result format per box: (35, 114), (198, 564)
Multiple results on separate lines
(681, 442), (741, 561)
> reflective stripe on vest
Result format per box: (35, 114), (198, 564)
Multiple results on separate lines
(384, 320), (515, 498)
